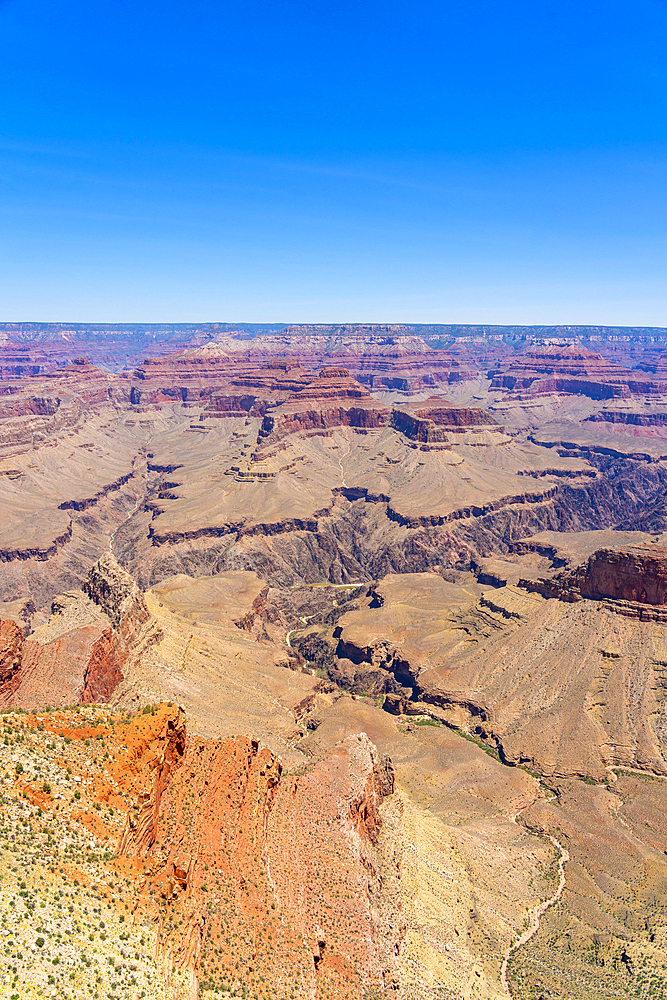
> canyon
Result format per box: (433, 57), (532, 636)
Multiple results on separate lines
(1, 327), (667, 999)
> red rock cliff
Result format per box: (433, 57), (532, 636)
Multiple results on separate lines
(124, 730), (400, 1000)
(0, 620), (24, 699)
(522, 544), (667, 610)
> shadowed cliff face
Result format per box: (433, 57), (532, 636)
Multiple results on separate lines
(581, 545), (667, 603)
(390, 398), (499, 443)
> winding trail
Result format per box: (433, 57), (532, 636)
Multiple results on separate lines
(284, 585), (364, 649)
(606, 763), (667, 784)
(500, 834), (570, 997)
(337, 428), (351, 488)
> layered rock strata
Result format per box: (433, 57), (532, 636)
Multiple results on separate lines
(490, 344), (666, 398)
(0, 554), (158, 709)
(118, 709), (401, 999)
(390, 397), (499, 444)
(522, 544), (667, 618)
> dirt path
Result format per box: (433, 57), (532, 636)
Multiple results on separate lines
(285, 629), (297, 648)
(500, 834), (570, 996)
(337, 428), (351, 487)
(606, 763), (667, 783)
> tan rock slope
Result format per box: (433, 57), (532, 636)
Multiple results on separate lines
(4, 336), (667, 999)
(297, 562), (667, 780)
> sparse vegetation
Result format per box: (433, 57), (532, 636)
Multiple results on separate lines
(0, 705), (169, 998)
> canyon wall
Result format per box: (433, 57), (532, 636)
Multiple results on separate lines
(523, 544), (667, 612)
(0, 554), (157, 709)
(117, 710), (401, 999)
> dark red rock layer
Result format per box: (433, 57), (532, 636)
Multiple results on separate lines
(0, 623), (124, 709)
(586, 411), (667, 428)
(390, 397), (498, 443)
(80, 628), (126, 703)
(0, 555), (154, 709)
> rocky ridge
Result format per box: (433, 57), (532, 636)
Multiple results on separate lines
(0, 554), (159, 710)
(521, 543), (667, 619)
(0, 699), (405, 1000)
(5, 335), (667, 998)
(125, 727), (401, 999)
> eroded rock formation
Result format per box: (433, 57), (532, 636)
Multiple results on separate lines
(83, 551), (151, 641)
(0, 554), (157, 709)
(0, 619), (24, 696)
(490, 343), (665, 398)
(295, 572), (667, 780)
(523, 544), (667, 615)
(390, 397), (499, 443)
(120, 719), (401, 999)
(117, 703), (187, 856)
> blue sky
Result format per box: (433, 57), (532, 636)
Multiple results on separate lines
(1, 0), (666, 323)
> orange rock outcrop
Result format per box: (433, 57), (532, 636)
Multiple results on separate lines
(119, 720), (401, 999)
(0, 618), (24, 695)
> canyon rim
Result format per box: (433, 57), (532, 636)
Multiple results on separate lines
(0, 325), (667, 1000)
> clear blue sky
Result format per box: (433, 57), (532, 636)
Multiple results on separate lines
(1, 0), (666, 323)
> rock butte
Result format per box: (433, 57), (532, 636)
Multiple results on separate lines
(489, 343), (667, 398)
(1, 327), (667, 998)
